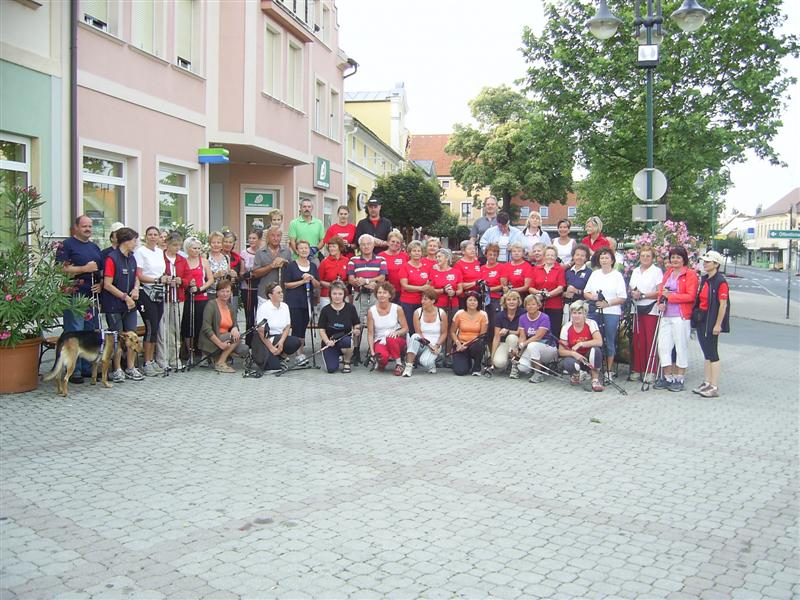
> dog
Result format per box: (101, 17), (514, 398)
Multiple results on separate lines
(43, 330), (141, 397)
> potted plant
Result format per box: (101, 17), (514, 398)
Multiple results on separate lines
(0, 186), (91, 394)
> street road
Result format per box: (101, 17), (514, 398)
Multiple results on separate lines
(726, 263), (799, 302)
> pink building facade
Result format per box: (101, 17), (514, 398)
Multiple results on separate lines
(76, 0), (350, 242)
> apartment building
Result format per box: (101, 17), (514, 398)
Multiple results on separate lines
(0, 0), (352, 242)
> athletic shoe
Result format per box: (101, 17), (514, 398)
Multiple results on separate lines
(393, 363), (404, 376)
(125, 367), (144, 381)
(591, 379), (604, 392)
(151, 362), (164, 374)
(643, 373), (656, 384)
(402, 364), (413, 377)
(528, 372), (544, 384)
(110, 369), (125, 383)
(629, 372), (642, 382)
(699, 385), (719, 398)
(295, 354), (308, 367)
(653, 377), (670, 390)
(668, 379), (684, 392)
(604, 372), (614, 384)
(570, 373), (581, 386)
(68, 374), (85, 384)
(142, 362), (159, 377)
(509, 361), (520, 379)
(692, 382), (711, 395)
(471, 370), (482, 376)
(428, 366), (437, 375)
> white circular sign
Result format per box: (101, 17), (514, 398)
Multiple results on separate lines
(632, 168), (668, 201)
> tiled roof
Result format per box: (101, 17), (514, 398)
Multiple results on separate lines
(407, 134), (456, 176)
(344, 91), (395, 101)
(759, 187), (800, 217)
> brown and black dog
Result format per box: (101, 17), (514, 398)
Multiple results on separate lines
(43, 330), (141, 396)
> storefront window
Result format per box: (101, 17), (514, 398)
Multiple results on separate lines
(158, 167), (189, 228)
(0, 135), (30, 245)
(82, 153), (125, 241)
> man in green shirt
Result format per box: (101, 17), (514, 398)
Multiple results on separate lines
(288, 198), (324, 259)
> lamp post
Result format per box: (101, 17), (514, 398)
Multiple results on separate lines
(587, 0), (710, 222)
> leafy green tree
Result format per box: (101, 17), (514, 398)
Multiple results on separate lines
(425, 211), (459, 240)
(372, 169), (443, 240)
(521, 0), (798, 238)
(716, 236), (747, 258)
(446, 85), (575, 214)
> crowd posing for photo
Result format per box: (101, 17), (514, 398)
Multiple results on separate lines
(56, 199), (730, 397)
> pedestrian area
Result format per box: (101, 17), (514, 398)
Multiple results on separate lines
(1, 321), (797, 599)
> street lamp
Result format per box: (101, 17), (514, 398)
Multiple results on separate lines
(586, 0), (710, 222)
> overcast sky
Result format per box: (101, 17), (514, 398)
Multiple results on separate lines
(337, 0), (799, 216)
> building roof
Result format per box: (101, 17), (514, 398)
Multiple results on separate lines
(759, 187), (800, 218)
(407, 134), (455, 176)
(411, 160), (436, 178)
(344, 91), (396, 102)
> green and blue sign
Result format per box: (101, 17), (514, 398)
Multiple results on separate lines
(198, 147), (229, 164)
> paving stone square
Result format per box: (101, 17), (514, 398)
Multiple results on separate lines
(1, 318), (798, 598)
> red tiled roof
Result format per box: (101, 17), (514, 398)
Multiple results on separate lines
(407, 134), (456, 176)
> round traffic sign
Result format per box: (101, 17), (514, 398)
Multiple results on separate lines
(632, 168), (668, 201)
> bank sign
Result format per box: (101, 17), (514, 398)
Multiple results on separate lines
(314, 157), (330, 190)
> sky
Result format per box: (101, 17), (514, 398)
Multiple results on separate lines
(337, 0), (799, 217)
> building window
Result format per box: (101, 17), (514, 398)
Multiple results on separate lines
(175, 0), (200, 72)
(131, 1), (164, 57)
(80, 0), (118, 34)
(82, 152), (126, 241)
(351, 135), (356, 155)
(323, 197), (336, 229)
(362, 143), (367, 165)
(519, 206), (530, 219)
(287, 41), (303, 109)
(539, 206), (549, 218)
(321, 3), (331, 44)
(158, 166), (189, 228)
(264, 25), (281, 97)
(329, 89), (340, 140)
(441, 179), (450, 189)
(314, 79), (326, 133)
(461, 202), (472, 217)
(0, 134), (30, 245)
(567, 206), (577, 218)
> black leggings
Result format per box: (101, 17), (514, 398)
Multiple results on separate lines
(544, 308), (563, 343)
(138, 291), (164, 343)
(252, 334), (302, 370)
(452, 339), (486, 375)
(695, 314), (720, 362)
(181, 298), (207, 345)
(242, 288), (259, 344)
(290, 307), (310, 341)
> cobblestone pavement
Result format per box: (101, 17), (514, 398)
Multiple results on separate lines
(1, 319), (798, 599)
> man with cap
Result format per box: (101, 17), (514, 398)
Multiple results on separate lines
(355, 196), (393, 250)
(56, 215), (103, 384)
(479, 212), (524, 263)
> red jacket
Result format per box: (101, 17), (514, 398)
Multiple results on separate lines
(164, 252), (189, 302)
(658, 266), (699, 320)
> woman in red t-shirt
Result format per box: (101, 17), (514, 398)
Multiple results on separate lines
(454, 240), (483, 308)
(423, 237), (441, 268)
(399, 240), (433, 334)
(378, 230), (408, 302)
(322, 206), (357, 257)
(430, 249), (463, 312)
(581, 216), (611, 255)
(530, 246), (567, 336)
(559, 300), (604, 391)
(318, 236), (350, 309)
(502, 242), (533, 298)
(693, 251), (730, 398)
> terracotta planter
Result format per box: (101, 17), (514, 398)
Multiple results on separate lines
(0, 338), (42, 394)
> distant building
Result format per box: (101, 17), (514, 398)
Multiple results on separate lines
(511, 194), (580, 233)
(748, 188), (800, 268)
(344, 83), (409, 156)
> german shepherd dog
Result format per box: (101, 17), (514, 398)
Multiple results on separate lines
(43, 330), (142, 396)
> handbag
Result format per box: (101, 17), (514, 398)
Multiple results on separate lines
(636, 301), (656, 316)
(143, 283), (166, 303)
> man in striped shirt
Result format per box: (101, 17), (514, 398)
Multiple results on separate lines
(347, 234), (387, 365)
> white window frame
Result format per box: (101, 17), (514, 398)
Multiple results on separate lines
(321, 2), (331, 45)
(519, 206), (530, 219)
(329, 87), (340, 141)
(157, 164), (190, 228)
(323, 195), (337, 229)
(441, 179), (450, 189)
(567, 206), (577, 218)
(539, 206), (549, 218)
(0, 132), (30, 180)
(264, 23), (282, 98)
(82, 149), (128, 233)
(286, 39), (304, 110)
(461, 202), (472, 217)
(80, 0), (121, 36)
(175, 0), (203, 74)
(131, 0), (166, 58)
(314, 78), (326, 134)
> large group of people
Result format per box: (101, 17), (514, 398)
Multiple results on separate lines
(56, 198), (730, 397)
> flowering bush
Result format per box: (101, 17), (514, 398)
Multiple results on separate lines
(621, 220), (700, 277)
(0, 186), (91, 347)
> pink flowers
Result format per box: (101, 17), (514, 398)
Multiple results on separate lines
(4, 294), (11, 301)
(0, 331), (10, 340)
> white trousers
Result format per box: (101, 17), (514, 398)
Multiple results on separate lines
(657, 316), (690, 369)
(492, 334), (519, 369)
(406, 333), (439, 369)
(156, 301), (182, 368)
(517, 342), (558, 374)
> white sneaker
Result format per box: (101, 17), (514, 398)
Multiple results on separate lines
(402, 364), (413, 378)
(529, 372), (544, 384)
(428, 366), (437, 374)
(295, 354), (308, 366)
(142, 362), (159, 377)
(110, 369), (125, 383)
(125, 367), (144, 381)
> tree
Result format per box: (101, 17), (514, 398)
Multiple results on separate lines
(425, 211), (459, 240)
(716, 236), (747, 258)
(521, 0), (798, 238)
(372, 168), (443, 240)
(445, 85), (575, 214)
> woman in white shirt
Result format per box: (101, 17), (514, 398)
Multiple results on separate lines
(403, 289), (448, 377)
(252, 282), (303, 372)
(522, 211), (551, 257)
(628, 245), (663, 382)
(135, 226), (168, 376)
(554, 219), (576, 266)
(367, 282), (409, 375)
(583, 247), (628, 379)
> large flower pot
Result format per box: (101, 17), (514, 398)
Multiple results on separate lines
(0, 338), (42, 394)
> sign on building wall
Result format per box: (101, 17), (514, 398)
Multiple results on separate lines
(315, 157), (330, 190)
(244, 192), (274, 208)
